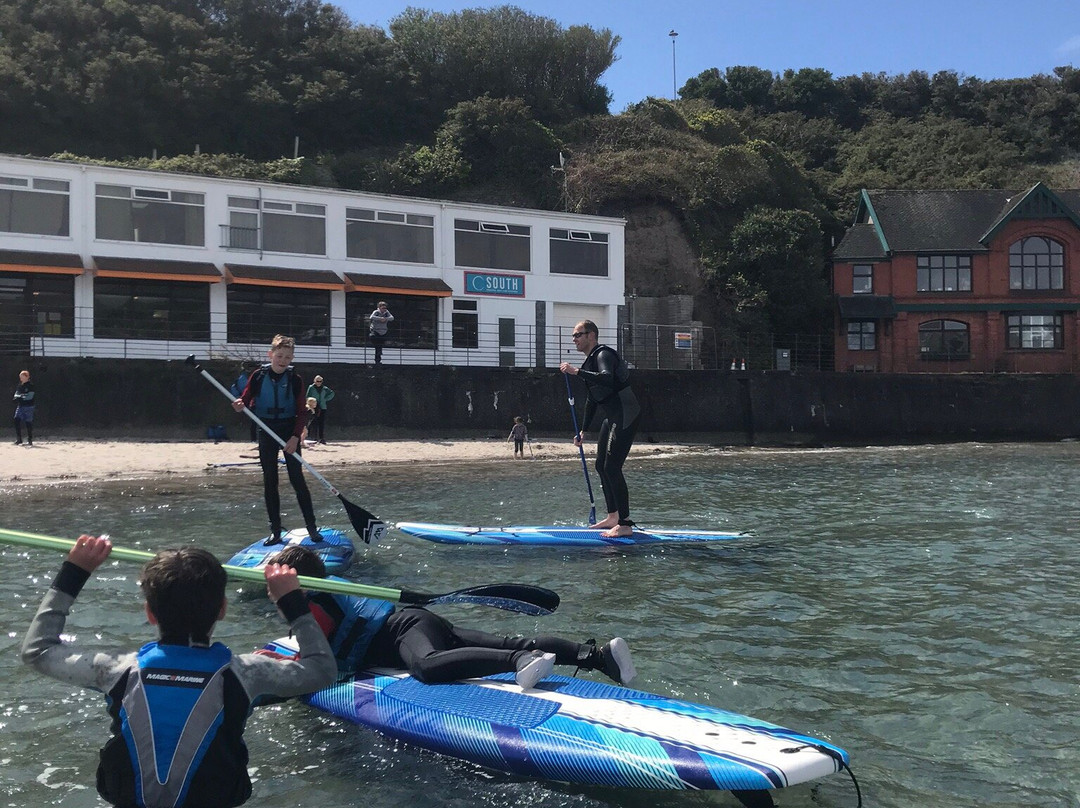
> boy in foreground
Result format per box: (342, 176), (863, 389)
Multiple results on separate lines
(232, 334), (322, 543)
(270, 545), (636, 690)
(21, 535), (337, 808)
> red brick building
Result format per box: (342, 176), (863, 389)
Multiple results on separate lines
(832, 184), (1080, 372)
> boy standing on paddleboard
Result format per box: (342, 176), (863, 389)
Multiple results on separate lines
(21, 535), (336, 808)
(232, 334), (322, 543)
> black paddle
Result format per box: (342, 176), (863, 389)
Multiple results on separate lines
(0, 528), (559, 616)
(564, 373), (598, 524)
(187, 355), (386, 545)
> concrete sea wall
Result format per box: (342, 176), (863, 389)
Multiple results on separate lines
(3, 356), (1078, 444)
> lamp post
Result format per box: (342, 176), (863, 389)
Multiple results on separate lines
(668, 30), (679, 99)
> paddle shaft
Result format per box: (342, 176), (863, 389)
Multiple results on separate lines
(563, 374), (597, 523)
(0, 528), (557, 613)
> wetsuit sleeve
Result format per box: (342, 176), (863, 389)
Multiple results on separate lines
(232, 611), (337, 699)
(291, 372), (306, 440)
(20, 566), (135, 693)
(239, 370), (260, 408)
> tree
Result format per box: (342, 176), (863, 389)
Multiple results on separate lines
(716, 206), (829, 334)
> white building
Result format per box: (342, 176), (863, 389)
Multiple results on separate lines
(0, 154), (625, 367)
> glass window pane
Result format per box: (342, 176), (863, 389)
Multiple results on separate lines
(262, 212), (325, 255)
(550, 237), (608, 276)
(93, 278), (209, 340)
(346, 220), (434, 263)
(0, 188), (70, 236)
(227, 286), (329, 345)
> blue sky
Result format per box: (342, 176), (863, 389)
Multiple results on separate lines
(335, 0), (1080, 112)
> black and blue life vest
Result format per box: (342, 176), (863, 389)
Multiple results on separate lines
(249, 364), (298, 421)
(308, 589), (395, 676)
(97, 642), (252, 808)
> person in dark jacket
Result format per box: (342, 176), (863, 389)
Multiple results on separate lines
(559, 320), (641, 538)
(13, 369), (35, 446)
(269, 546), (637, 690)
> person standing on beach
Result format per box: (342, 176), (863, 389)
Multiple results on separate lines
(559, 320), (641, 538)
(507, 416), (528, 459)
(13, 369), (35, 446)
(232, 334), (322, 543)
(368, 301), (394, 365)
(305, 375), (335, 444)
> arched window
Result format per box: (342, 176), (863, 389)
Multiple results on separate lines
(1009, 236), (1064, 290)
(919, 319), (969, 360)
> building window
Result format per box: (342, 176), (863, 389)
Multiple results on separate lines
(917, 255), (971, 292)
(852, 264), (873, 294)
(93, 278), (210, 340)
(0, 175), (70, 236)
(346, 208), (434, 264)
(226, 286), (330, 345)
(221, 197), (260, 250)
(455, 219), (530, 272)
(95, 184), (204, 246)
(846, 320), (875, 350)
(345, 292), (437, 349)
(452, 298), (478, 349)
(550, 229), (608, 276)
(0, 273), (75, 350)
(1009, 236), (1064, 290)
(918, 319), (970, 360)
(1006, 313), (1063, 349)
(261, 200), (325, 255)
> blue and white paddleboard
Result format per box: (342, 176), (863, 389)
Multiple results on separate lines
(263, 637), (847, 791)
(227, 527), (354, 574)
(395, 522), (745, 547)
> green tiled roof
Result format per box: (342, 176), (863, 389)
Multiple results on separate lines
(833, 186), (1080, 259)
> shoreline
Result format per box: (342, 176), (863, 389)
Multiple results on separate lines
(1, 437), (722, 489)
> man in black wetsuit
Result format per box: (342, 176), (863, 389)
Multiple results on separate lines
(559, 320), (641, 537)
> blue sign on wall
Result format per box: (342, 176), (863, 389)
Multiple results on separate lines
(464, 271), (525, 297)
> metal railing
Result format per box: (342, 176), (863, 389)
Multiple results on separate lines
(0, 307), (835, 370)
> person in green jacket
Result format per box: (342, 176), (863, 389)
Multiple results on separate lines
(305, 375), (336, 444)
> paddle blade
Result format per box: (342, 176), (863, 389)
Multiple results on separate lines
(340, 495), (385, 544)
(403, 583), (560, 616)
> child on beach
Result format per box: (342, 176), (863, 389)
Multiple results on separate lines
(302, 397), (319, 446)
(13, 369), (35, 446)
(507, 415), (528, 459)
(305, 375), (335, 444)
(21, 535), (336, 808)
(268, 545), (636, 689)
(232, 334), (322, 543)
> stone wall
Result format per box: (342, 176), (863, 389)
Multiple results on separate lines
(2, 356), (1077, 443)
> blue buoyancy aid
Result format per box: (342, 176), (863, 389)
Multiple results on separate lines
(308, 590), (395, 676)
(249, 365), (297, 421)
(110, 642), (240, 808)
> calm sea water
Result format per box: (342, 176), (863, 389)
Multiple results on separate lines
(2, 442), (1078, 808)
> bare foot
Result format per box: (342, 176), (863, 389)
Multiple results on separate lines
(590, 517), (618, 530)
(600, 525), (634, 538)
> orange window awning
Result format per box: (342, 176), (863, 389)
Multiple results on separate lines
(344, 272), (452, 298)
(225, 263), (345, 290)
(0, 249), (85, 276)
(93, 256), (222, 283)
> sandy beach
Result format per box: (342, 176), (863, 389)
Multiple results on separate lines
(1, 435), (708, 488)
